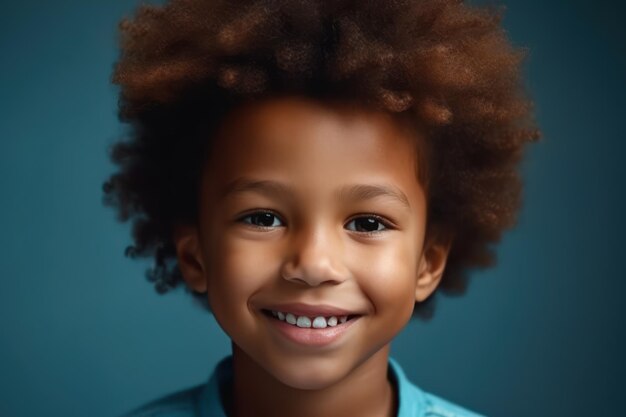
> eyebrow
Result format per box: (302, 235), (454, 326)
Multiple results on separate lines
(220, 178), (295, 203)
(220, 177), (411, 209)
(337, 183), (411, 209)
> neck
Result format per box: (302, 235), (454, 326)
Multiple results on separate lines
(229, 344), (396, 417)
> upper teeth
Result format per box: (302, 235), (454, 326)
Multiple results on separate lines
(271, 310), (349, 328)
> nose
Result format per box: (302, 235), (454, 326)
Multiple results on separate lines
(280, 225), (350, 287)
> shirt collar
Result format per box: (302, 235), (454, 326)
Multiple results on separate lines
(198, 356), (231, 417)
(388, 356), (427, 417)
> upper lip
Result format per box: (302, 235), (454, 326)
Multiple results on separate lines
(262, 303), (361, 317)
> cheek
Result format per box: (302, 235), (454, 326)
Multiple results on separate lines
(206, 234), (279, 309)
(357, 239), (420, 315)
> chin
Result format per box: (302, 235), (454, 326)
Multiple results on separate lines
(269, 358), (347, 391)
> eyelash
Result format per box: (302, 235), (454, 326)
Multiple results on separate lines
(236, 210), (394, 234)
(344, 214), (394, 235)
(237, 210), (285, 229)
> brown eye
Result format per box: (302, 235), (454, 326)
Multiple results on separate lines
(345, 216), (390, 233)
(239, 211), (283, 228)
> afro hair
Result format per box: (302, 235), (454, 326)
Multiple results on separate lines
(103, 0), (539, 318)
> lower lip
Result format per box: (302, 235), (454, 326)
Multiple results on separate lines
(265, 314), (360, 347)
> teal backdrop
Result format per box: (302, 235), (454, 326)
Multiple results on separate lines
(1, 1), (624, 416)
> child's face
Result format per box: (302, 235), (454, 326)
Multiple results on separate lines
(175, 96), (449, 390)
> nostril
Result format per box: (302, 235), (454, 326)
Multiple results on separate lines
(293, 277), (322, 286)
(292, 278), (308, 285)
(280, 258), (350, 286)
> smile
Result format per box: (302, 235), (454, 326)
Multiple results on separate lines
(265, 309), (355, 328)
(261, 307), (362, 347)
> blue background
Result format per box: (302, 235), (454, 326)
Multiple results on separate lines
(1, 1), (624, 416)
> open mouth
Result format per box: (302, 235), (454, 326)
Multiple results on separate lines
(261, 309), (360, 329)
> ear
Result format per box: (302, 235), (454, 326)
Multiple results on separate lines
(173, 224), (207, 293)
(415, 238), (452, 302)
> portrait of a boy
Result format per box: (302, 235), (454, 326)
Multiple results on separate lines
(3, 0), (625, 416)
(103, 1), (537, 415)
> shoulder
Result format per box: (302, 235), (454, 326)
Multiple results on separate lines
(421, 391), (486, 417)
(119, 384), (204, 417)
(388, 357), (487, 417)
(118, 357), (232, 417)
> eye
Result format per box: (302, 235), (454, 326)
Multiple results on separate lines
(345, 215), (393, 234)
(238, 211), (284, 228)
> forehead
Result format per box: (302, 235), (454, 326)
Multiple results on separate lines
(203, 96), (425, 204)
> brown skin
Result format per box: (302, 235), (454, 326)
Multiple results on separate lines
(174, 96), (451, 417)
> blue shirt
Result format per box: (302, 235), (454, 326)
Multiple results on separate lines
(122, 356), (486, 417)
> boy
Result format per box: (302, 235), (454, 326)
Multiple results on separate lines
(104, 1), (538, 416)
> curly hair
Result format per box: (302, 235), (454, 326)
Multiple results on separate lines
(103, 0), (539, 318)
